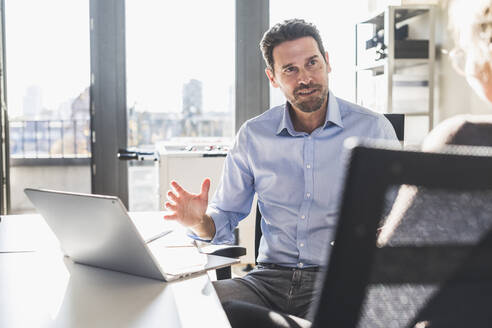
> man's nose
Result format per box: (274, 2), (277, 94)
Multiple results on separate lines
(297, 68), (312, 85)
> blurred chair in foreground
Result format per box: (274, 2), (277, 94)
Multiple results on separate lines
(225, 140), (492, 328)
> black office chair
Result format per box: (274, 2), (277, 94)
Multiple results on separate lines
(311, 141), (492, 327)
(383, 113), (404, 141)
(203, 241), (247, 280)
(224, 141), (492, 327)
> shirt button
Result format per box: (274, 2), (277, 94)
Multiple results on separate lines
(306, 193), (311, 198)
(306, 164), (311, 169)
(301, 215), (306, 220)
(298, 262), (304, 268)
(330, 241), (335, 246)
(300, 243), (304, 247)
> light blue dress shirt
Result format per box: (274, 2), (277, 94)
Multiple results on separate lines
(206, 91), (398, 268)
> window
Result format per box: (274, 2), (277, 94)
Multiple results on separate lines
(126, 1), (235, 148)
(5, 0), (90, 213)
(125, 1), (235, 210)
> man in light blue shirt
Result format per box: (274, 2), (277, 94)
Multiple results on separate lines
(164, 19), (397, 321)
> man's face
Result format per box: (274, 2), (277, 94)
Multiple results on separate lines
(266, 36), (331, 113)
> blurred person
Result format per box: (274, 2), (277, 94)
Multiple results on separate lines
(379, 0), (492, 245)
(423, 0), (492, 150)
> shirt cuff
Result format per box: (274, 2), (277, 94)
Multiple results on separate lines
(186, 229), (212, 243)
(206, 206), (236, 245)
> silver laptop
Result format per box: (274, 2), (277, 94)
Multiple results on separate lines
(24, 188), (239, 281)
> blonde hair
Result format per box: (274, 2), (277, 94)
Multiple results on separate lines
(449, 0), (492, 71)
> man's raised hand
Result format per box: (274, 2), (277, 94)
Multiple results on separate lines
(163, 178), (212, 233)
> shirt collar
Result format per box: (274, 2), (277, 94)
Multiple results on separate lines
(325, 90), (343, 129)
(276, 90), (344, 136)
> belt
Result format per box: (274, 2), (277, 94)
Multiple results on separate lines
(257, 262), (322, 272)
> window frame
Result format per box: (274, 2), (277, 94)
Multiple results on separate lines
(0, 0), (270, 212)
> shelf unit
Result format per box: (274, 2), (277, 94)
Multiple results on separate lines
(355, 5), (436, 141)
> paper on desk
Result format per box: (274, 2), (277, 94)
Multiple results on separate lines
(152, 246), (208, 274)
(129, 211), (194, 247)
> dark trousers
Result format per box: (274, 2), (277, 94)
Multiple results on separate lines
(212, 265), (323, 327)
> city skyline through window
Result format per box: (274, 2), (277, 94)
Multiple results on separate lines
(125, 1), (236, 211)
(4, 0), (91, 159)
(5, 0), (90, 120)
(126, 1), (235, 147)
(4, 0), (91, 214)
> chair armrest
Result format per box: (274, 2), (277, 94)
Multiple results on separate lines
(201, 245), (247, 280)
(200, 245), (247, 258)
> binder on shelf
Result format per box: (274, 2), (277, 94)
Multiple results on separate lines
(395, 40), (429, 59)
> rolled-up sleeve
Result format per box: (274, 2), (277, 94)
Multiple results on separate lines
(205, 123), (255, 244)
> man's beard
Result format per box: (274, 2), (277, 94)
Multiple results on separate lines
(291, 83), (328, 113)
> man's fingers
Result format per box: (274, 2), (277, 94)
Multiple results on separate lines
(171, 181), (187, 195)
(201, 178), (211, 197)
(163, 214), (178, 220)
(164, 202), (178, 211)
(167, 191), (178, 202)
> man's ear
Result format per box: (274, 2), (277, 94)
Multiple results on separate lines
(325, 51), (332, 74)
(265, 68), (279, 88)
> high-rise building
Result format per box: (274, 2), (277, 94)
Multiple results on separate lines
(22, 85), (43, 118)
(71, 86), (90, 120)
(182, 79), (202, 116)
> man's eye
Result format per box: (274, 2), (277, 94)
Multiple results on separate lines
(308, 59), (317, 66)
(284, 67), (296, 73)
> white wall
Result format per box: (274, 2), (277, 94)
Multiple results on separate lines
(10, 165), (91, 214)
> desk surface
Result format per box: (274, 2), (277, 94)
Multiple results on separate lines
(0, 212), (183, 253)
(0, 213), (231, 328)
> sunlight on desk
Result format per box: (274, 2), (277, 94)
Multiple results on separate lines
(1, 252), (69, 326)
(0, 214), (59, 252)
(0, 213), (232, 328)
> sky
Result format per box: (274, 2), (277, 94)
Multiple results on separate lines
(4, 0), (365, 118)
(4, 0), (90, 118)
(125, 0), (235, 114)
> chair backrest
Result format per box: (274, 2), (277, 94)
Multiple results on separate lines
(383, 113), (404, 141)
(311, 141), (492, 328)
(254, 205), (262, 264)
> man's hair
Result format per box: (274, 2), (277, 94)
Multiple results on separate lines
(259, 18), (326, 73)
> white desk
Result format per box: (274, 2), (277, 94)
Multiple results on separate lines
(0, 214), (58, 252)
(0, 213), (231, 328)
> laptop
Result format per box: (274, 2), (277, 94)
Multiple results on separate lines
(24, 188), (239, 281)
